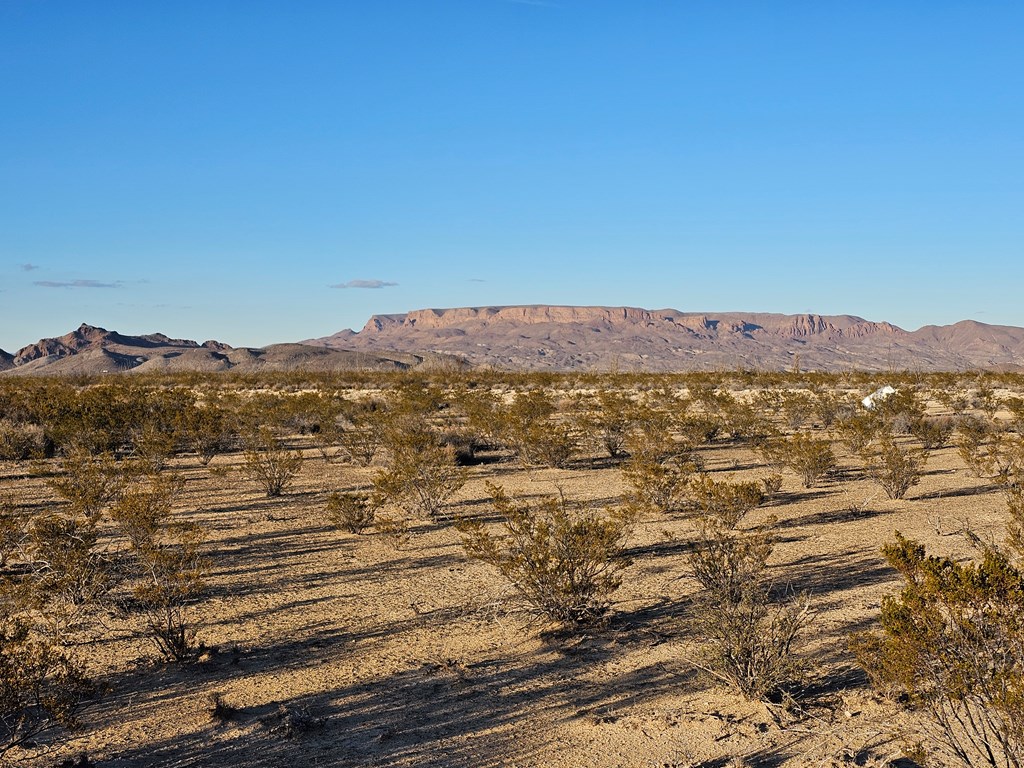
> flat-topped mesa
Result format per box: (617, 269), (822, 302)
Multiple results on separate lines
(359, 306), (906, 340)
(362, 305), (664, 332)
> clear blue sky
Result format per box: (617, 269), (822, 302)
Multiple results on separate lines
(2, 1), (1022, 352)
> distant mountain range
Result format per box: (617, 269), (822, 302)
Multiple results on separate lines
(4, 306), (1024, 375)
(0, 324), (458, 376)
(307, 305), (1024, 372)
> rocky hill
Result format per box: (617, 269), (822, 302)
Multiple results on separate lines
(309, 305), (1024, 372)
(0, 324), (460, 376)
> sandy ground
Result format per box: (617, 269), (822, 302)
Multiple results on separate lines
(1, 400), (1014, 768)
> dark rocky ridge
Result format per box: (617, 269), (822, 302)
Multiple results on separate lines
(308, 305), (1024, 372)
(2, 324), (460, 376)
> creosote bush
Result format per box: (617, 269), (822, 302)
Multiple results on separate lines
(374, 421), (466, 520)
(688, 475), (765, 529)
(23, 513), (112, 633)
(852, 530), (1024, 767)
(621, 453), (697, 516)
(760, 432), (836, 488)
(112, 474), (207, 661)
(494, 390), (576, 468)
(47, 447), (134, 521)
(242, 429), (303, 497)
(0, 617), (92, 758)
(0, 419), (47, 461)
(326, 491), (377, 534)
(689, 514), (811, 703)
(862, 438), (927, 500)
(458, 483), (632, 626)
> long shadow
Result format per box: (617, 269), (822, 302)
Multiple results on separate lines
(917, 482), (999, 500)
(778, 550), (893, 597)
(88, 631), (705, 768)
(776, 505), (894, 529)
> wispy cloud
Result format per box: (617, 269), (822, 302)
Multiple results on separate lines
(469, 278), (487, 283)
(19, 263), (39, 272)
(34, 279), (122, 289)
(330, 279), (398, 289)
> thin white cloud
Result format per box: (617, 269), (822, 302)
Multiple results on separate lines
(19, 263), (39, 272)
(330, 279), (399, 289)
(34, 279), (122, 289)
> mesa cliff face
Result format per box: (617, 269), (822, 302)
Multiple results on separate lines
(310, 305), (1024, 372)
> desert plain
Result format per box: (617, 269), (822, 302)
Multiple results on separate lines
(0, 369), (1021, 768)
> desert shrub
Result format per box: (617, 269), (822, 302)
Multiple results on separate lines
(935, 388), (972, 416)
(834, 411), (885, 456)
(811, 390), (842, 429)
(24, 514), (111, 622)
(132, 521), (207, 661)
(297, 395), (350, 463)
(779, 391), (814, 430)
(437, 428), (484, 466)
(0, 497), (25, 569)
(972, 382), (1000, 418)
(910, 415), (955, 450)
(851, 532), (1024, 767)
(335, 400), (384, 467)
(130, 422), (177, 473)
(575, 389), (635, 459)
(109, 472), (206, 660)
(873, 387), (926, 435)
(760, 473), (783, 499)
(461, 388), (502, 446)
(862, 439), (928, 500)
(956, 415), (993, 476)
(110, 473), (181, 552)
(458, 483), (631, 626)
(326, 491), (377, 534)
(689, 515), (811, 702)
(375, 514), (411, 550)
(0, 419), (47, 461)
(754, 390), (786, 418)
(720, 401), (775, 443)
(242, 429), (303, 497)
(374, 422), (466, 520)
(494, 390), (577, 468)
(956, 423), (1024, 487)
(1004, 396), (1024, 434)
(759, 433), (836, 488)
(678, 415), (722, 445)
(688, 475), (765, 528)
(175, 402), (234, 466)
(0, 617), (92, 758)
(621, 453), (697, 516)
(47, 448), (134, 521)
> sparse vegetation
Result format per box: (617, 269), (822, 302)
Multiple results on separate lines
(242, 428), (303, 497)
(1, 369), (1024, 764)
(326, 491), (377, 534)
(862, 438), (928, 500)
(851, 530), (1024, 767)
(458, 483), (632, 626)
